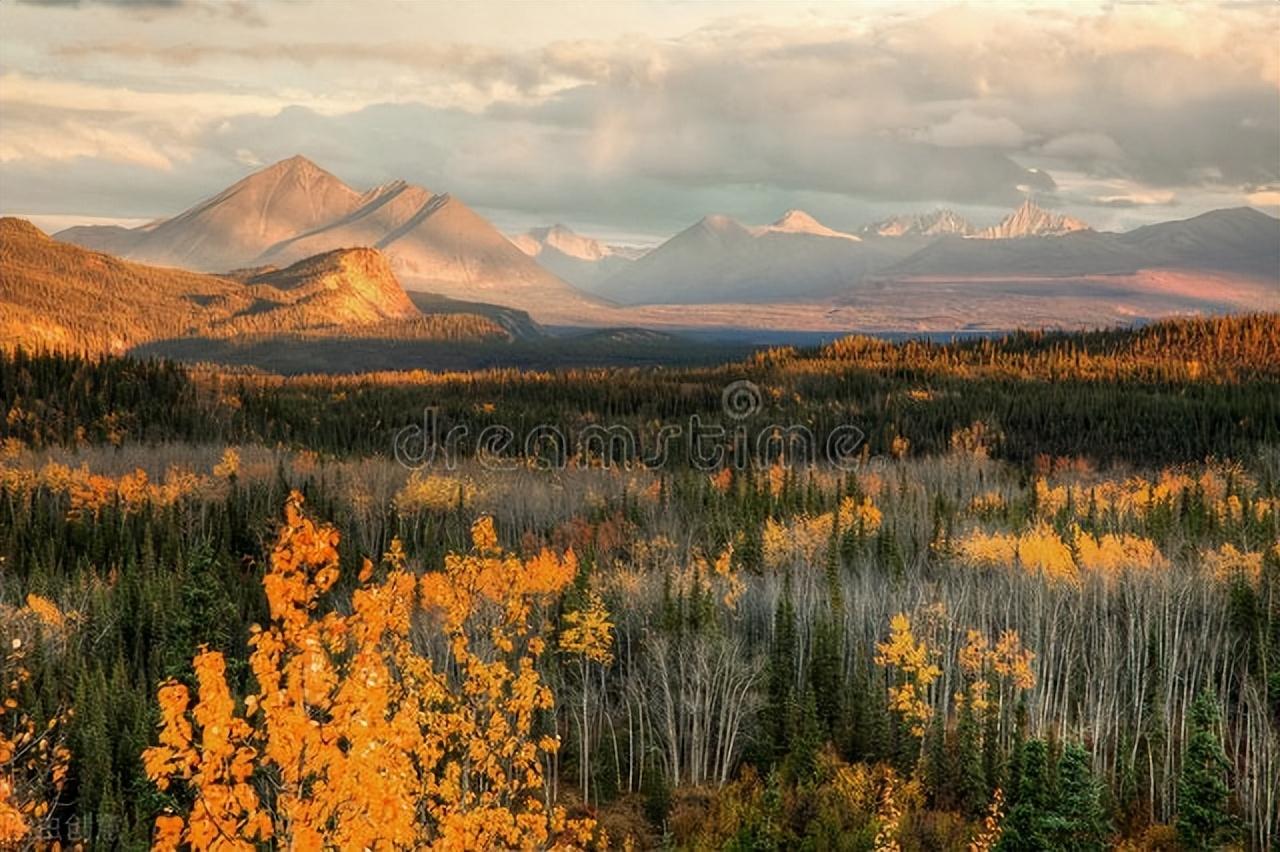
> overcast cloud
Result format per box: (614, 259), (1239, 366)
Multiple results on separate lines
(1, 0), (1276, 239)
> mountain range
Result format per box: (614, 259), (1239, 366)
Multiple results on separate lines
(567, 202), (1277, 312)
(508, 224), (643, 293)
(48, 155), (1280, 333)
(588, 212), (903, 304)
(861, 209), (976, 237)
(56, 156), (597, 321)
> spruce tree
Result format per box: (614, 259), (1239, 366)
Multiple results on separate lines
(953, 693), (988, 817)
(999, 738), (1060, 851)
(761, 579), (798, 763)
(787, 685), (823, 782)
(1055, 741), (1109, 851)
(1176, 691), (1237, 850)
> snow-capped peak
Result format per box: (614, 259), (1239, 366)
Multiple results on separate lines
(860, 209), (976, 237)
(757, 209), (861, 241)
(975, 200), (1090, 239)
(511, 224), (611, 261)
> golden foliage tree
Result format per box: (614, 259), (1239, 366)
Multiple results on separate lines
(144, 492), (596, 850)
(875, 613), (942, 737)
(560, 590), (614, 804)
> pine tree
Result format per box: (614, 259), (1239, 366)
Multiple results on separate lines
(1176, 691), (1237, 850)
(809, 616), (843, 739)
(954, 693), (988, 817)
(921, 716), (949, 808)
(787, 686), (823, 782)
(1055, 741), (1108, 851)
(762, 581), (798, 763)
(998, 738), (1060, 851)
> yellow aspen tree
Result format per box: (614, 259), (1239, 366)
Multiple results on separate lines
(418, 515), (595, 850)
(875, 613), (942, 737)
(968, 787), (1004, 852)
(559, 589), (614, 806)
(873, 770), (903, 852)
(144, 493), (597, 851)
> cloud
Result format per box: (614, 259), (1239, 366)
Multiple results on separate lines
(18, 0), (184, 7)
(1090, 191), (1179, 208)
(1039, 132), (1126, 164)
(1, 1), (1276, 233)
(17, 0), (264, 24)
(922, 112), (1028, 149)
(1247, 186), (1280, 209)
(0, 113), (178, 170)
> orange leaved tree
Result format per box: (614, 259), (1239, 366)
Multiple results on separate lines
(559, 589), (614, 805)
(144, 492), (596, 850)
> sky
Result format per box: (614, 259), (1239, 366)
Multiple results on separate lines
(1, 0), (1277, 242)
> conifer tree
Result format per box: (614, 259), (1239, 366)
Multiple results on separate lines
(1056, 741), (1109, 851)
(1176, 691), (1237, 850)
(999, 738), (1060, 851)
(762, 580), (798, 763)
(954, 692), (988, 817)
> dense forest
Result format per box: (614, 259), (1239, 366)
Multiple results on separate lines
(1, 314), (1277, 849)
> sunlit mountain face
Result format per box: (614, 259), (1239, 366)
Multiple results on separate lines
(43, 153), (1280, 331)
(5, 1), (1276, 333)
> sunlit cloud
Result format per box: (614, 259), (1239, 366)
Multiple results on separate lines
(0, 0), (1275, 234)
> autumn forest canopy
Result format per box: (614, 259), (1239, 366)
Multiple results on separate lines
(1, 313), (1279, 850)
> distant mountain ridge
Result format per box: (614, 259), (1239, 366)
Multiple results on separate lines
(861, 209), (976, 237)
(593, 210), (910, 304)
(859, 201), (1087, 239)
(44, 156), (1280, 332)
(508, 223), (643, 293)
(55, 157), (597, 321)
(511, 224), (613, 261)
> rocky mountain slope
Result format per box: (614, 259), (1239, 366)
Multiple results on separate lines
(55, 157), (596, 320)
(974, 200), (1090, 238)
(509, 224), (643, 293)
(860, 209), (976, 237)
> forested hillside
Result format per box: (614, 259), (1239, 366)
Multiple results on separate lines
(0, 218), (512, 357)
(0, 315), (1276, 849)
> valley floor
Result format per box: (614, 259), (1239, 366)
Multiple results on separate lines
(1, 314), (1277, 850)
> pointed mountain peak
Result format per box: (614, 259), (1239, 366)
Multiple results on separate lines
(278, 153), (319, 168)
(977, 199), (1090, 238)
(227, 156), (355, 199)
(253, 154), (327, 177)
(699, 213), (739, 229)
(691, 214), (755, 238)
(366, 178), (408, 195)
(775, 209), (822, 229)
(762, 209), (860, 241)
(513, 223), (610, 261)
(359, 179), (433, 210)
(861, 209), (976, 237)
